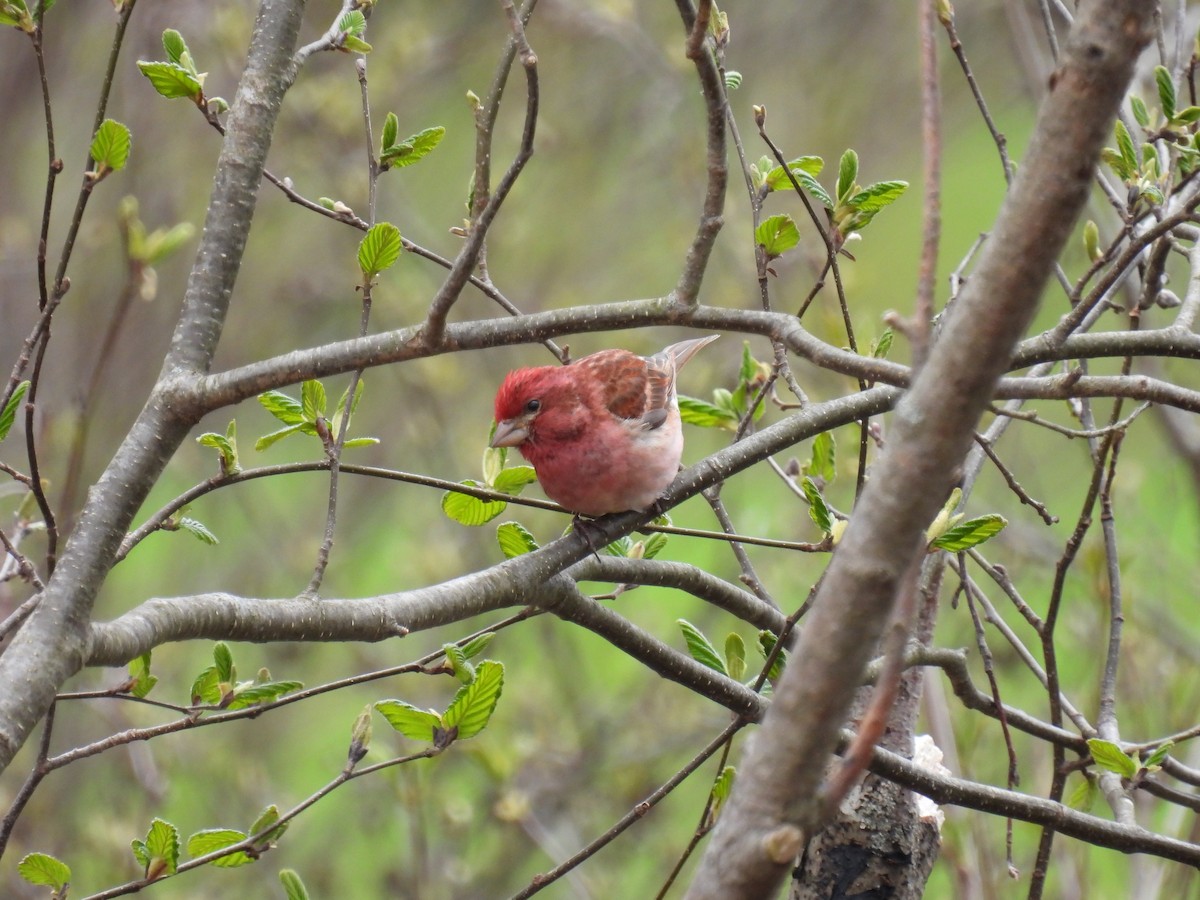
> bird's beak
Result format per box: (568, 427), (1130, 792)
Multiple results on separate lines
(490, 419), (528, 448)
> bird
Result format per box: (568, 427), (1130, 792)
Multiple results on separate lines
(490, 335), (719, 517)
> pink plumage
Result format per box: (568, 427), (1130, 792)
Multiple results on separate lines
(491, 335), (719, 516)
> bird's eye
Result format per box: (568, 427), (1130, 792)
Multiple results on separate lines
(525, 399), (541, 413)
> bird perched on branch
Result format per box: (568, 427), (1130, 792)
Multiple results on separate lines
(491, 335), (719, 517)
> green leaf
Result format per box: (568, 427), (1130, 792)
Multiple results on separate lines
(493, 465), (538, 495)
(443, 481), (507, 526)
(134, 818), (180, 879)
(381, 112), (398, 155)
(178, 517), (219, 545)
(259, 390), (304, 425)
(190, 666), (220, 705)
(1144, 740), (1175, 769)
(301, 379), (326, 422)
(1130, 95), (1150, 128)
(764, 155), (823, 192)
(1156, 65), (1177, 121)
(226, 680), (303, 710)
(128, 651), (158, 698)
(18, 853), (71, 889)
(337, 9), (366, 35)
(497, 521), (539, 558)
(725, 633), (746, 681)
(929, 514), (1007, 551)
(642, 532), (668, 560)
(161, 29), (189, 68)
(197, 429), (239, 474)
(375, 700), (441, 742)
(678, 395), (738, 430)
(443, 660), (504, 740)
(248, 804), (288, 844)
(757, 630), (787, 681)
(794, 170), (834, 208)
(845, 180), (908, 214)
(1083, 220), (1101, 262)
(871, 329), (894, 359)
(603, 535), (633, 557)
(186, 829), (252, 867)
(460, 632), (496, 660)
(330, 379), (365, 437)
(1067, 772), (1097, 812)
(443, 643), (475, 684)
(357, 222), (403, 279)
(710, 765), (735, 820)
(280, 869), (311, 900)
(1114, 119), (1137, 175)
(801, 476), (832, 535)
(341, 437), (379, 448)
(213, 642), (234, 682)
(677, 620), (728, 675)
(90, 119), (132, 173)
(254, 424), (304, 451)
(1174, 106), (1200, 123)
(380, 125), (446, 169)
(341, 34), (372, 54)
(808, 431), (836, 483)
(136, 61), (202, 101)
(754, 213), (800, 260)
(0, 380), (29, 441)
(1087, 738), (1137, 778)
(836, 148), (859, 202)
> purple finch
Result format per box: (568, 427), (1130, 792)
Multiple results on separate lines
(491, 335), (719, 516)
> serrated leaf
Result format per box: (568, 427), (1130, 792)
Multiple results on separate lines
(764, 155), (823, 191)
(0, 380), (29, 441)
(213, 642), (233, 682)
(678, 395), (738, 429)
(1087, 738), (1137, 778)
(1114, 120), (1137, 174)
(443, 481), (506, 526)
(380, 126), (446, 169)
(90, 119), (131, 173)
(136, 60), (202, 101)
(724, 633), (746, 681)
(460, 633), (496, 660)
(375, 700), (441, 742)
(809, 431), (836, 483)
(443, 660), (504, 740)
(443, 644), (474, 684)
(280, 869), (311, 900)
(186, 829), (252, 867)
(678, 620), (727, 675)
(258, 390), (304, 425)
(226, 680), (303, 710)
(836, 148), (859, 202)
(128, 651), (158, 698)
(642, 532), (668, 560)
(845, 180), (908, 214)
(754, 213), (800, 259)
(496, 521), (539, 558)
(603, 535), (633, 557)
(493, 465), (538, 495)
(301, 379), (326, 422)
(139, 818), (180, 878)
(190, 666), (220, 705)
(18, 853), (71, 889)
(794, 170), (834, 208)
(161, 29), (189, 69)
(178, 517), (219, 545)
(1130, 95), (1150, 128)
(929, 514), (1007, 551)
(381, 112), (398, 155)
(801, 476), (832, 535)
(358, 222), (402, 279)
(337, 9), (366, 35)
(1156, 65), (1176, 121)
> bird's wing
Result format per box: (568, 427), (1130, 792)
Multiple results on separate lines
(575, 349), (671, 428)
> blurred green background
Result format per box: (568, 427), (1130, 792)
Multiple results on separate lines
(2, 0), (1199, 897)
